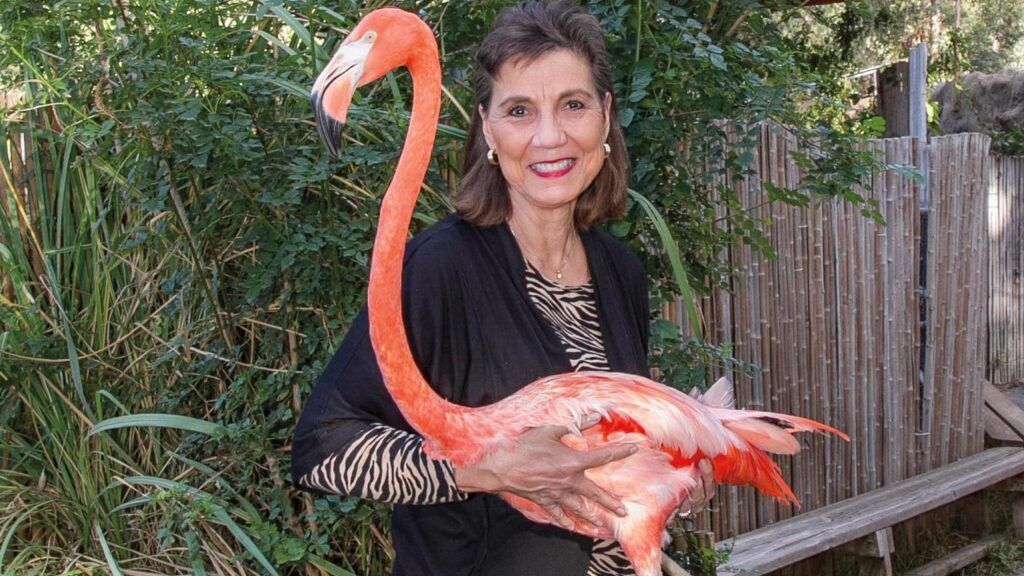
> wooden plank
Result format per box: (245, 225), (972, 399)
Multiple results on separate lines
(984, 405), (1024, 446)
(983, 382), (1024, 438)
(909, 43), (929, 208)
(1015, 496), (1024, 538)
(837, 527), (894, 557)
(969, 136), (991, 454)
(717, 447), (1024, 575)
(878, 62), (910, 137)
(903, 534), (1006, 576)
(989, 156), (1024, 384)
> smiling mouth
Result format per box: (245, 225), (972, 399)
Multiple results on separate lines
(529, 158), (576, 178)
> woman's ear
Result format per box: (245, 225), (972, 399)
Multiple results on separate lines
(602, 92), (612, 140)
(480, 105), (496, 149)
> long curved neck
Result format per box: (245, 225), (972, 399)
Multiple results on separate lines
(367, 40), (461, 441)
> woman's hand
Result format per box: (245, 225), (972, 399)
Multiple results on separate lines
(453, 413), (637, 531)
(677, 459), (716, 517)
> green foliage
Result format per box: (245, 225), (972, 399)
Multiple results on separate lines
(787, 0), (1024, 78)
(992, 128), (1024, 157)
(779, 1), (1024, 158)
(587, 0), (892, 384)
(0, 0), (889, 573)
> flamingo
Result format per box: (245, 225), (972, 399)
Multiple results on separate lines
(311, 9), (848, 576)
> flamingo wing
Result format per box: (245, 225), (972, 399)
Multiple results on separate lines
(468, 371), (844, 508)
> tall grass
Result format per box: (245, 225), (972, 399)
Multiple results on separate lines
(0, 79), (274, 576)
(0, 1), (400, 573)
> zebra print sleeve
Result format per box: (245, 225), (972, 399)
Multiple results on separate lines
(587, 539), (636, 576)
(297, 424), (468, 505)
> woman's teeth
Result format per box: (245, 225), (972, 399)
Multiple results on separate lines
(530, 159), (575, 174)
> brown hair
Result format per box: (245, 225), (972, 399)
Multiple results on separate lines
(455, 1), (629, 229)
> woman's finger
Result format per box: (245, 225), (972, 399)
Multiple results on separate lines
(563, 493), (607, 528)
(679, 459), (717, 516)
(543, 502), (573, 529)
(699, 459), (716, 501)
(560, 494), (590, 524)
(578, 477), (627, 517)
(534, 424), (572, 440)
(578, 442), (638, 469)
(694, 459), (716, 507)
(577, 412), (604, 431)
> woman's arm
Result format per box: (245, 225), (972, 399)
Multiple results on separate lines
(293, 229), (476, 505)
(292, 292), (477, 504)
(296, 422), (467, 505)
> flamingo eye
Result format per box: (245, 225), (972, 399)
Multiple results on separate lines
(364, 31), (377, 42)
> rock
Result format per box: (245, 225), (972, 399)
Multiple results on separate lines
(933, 70), (1024, 134)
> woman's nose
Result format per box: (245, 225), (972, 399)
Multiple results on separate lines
(531, 112), (567, 148)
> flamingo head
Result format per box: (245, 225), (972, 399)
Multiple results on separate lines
(311, 8), (432, 157)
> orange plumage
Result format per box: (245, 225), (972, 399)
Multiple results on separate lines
(311, 9), (848, 576)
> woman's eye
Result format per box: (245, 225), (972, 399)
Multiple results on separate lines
(566, 100), (584, 111)
(508, 105), (527, 117)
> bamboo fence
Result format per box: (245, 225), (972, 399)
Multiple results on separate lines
(671, 130), (991, 538)
(922, 134), (990, 469)
(989, 155), (1024, 385)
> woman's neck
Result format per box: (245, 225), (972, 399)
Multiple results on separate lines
(507, 203), (586, 284)
(509, 213), (573, 254)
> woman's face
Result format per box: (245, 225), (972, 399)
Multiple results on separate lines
(481, 49), (611, 217)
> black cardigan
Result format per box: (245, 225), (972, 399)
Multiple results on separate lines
(292, 213), (651, 576)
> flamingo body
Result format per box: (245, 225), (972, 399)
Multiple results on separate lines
(420, 372), (839, 574)
(311, 9), (848, 576)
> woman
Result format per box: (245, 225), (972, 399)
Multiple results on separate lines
(292, 3), (710, 575)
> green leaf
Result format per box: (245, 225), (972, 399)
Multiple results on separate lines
(627, 189), (702, 338)
(269, 6), (311, 50)
(0, 502), (50, 570)
(273, 537), (307, 564)
(111, 496), (154, 513)
(307, 554), (358, 576)
(620, 107), (635, 127)
(254, 30), (298, 56)
(764, 182), (810, 207)
(212, 507), (280, 576)
(88, 414), (228, 438)
(94, 523), (124, 576)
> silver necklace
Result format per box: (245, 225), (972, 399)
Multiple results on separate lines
(509, 221), (576, 281)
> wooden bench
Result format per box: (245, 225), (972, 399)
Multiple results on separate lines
(716, 446), (1024, 575)
(712, 382), (1024, 576)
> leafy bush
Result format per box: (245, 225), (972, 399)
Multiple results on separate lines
(0, 0), (887, 573)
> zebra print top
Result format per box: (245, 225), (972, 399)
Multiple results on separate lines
(297, 260), (634, 575)
(523, 262), (634, 576)
(523, 262), (610, 372)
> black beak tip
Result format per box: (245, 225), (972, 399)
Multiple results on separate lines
(311, 91), (347, 159)
(323, 119), (346, 160)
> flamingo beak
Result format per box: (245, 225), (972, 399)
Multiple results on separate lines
(311, 71), (353, 159)
(311, 33), (375, 158)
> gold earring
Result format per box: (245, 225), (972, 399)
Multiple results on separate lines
(487, 149), (498, 165)
(603, 143), (611, 157)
